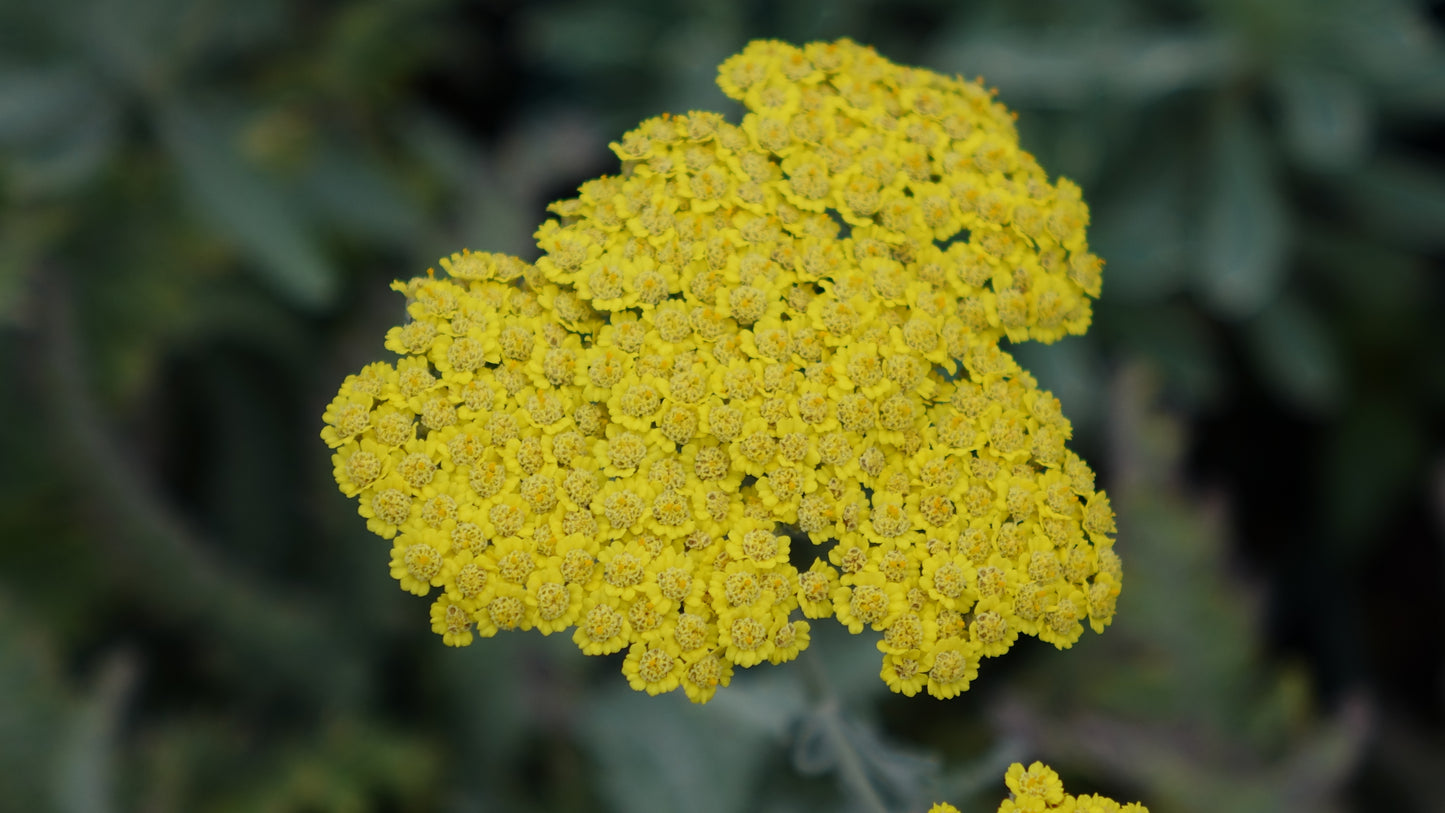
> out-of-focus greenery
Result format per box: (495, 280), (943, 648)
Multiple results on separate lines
(1, 1), (1442, 811)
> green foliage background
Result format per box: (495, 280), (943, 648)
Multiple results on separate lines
(1, 1), (1442, 811)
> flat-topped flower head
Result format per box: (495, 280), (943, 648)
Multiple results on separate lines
(323, 38), (1121, 703)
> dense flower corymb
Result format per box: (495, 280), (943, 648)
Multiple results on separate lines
(322, 38), (1120, 702)
(930, 761), (1150, 813)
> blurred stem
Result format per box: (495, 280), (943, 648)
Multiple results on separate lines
(33, 272), (340, 692)
(800, 647), (892, 813)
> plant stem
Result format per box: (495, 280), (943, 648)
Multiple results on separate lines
(800, 646), (892, 813)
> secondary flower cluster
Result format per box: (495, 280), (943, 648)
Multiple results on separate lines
(936, 762), (1150, 813)
(930, 762), (1149, 813)
(322, 38), (1120, 702)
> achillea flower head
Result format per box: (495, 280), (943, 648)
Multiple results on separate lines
(323, 38), (1121, 702)
(927, 761), (1150, 813)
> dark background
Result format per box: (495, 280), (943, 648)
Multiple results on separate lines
(1, 1), (1442, 811)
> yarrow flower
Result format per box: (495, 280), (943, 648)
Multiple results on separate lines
(323, 38), (1121, 703)
(929, 761), (1150, 813)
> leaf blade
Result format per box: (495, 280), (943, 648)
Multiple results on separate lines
(157, 103), (337, 310)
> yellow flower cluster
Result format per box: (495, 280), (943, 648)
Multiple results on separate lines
(930, 761), (1149, 813)
(321, 39), (1120, 702)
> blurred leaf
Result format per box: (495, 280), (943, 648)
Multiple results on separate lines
(1374, 55), (1445, 116)
(6, 99), (118, 197)
(0, 208), (67, 327)
(210, 719), (439, 813)
(707, 670), (808, 742)
(1274, 68), (1370, 172)
(158, 103), (338, 309)
(0, 64), (118, 197)
(438, 635), (538, 769)
(67, 0), (190, 93)
(519, 5), (656, 71)
(0, 66), (98, 145)
(930, 29), (1240, 109)
(172, 0), (290, 64)
(1330, 0), (1439, 86)
(0, 594), (69, 811)
(1275, 696), (1369, 805)
(1090, 153), (1192, 302)
(653, 18), (742, 113)
(1243, 295), (1343, 413)
(399, 110), (478, 183)
(580, 686), (778, 813)
(316, 1), (434, 101)
(399, 112), (529, 258)
(1339, 156), (1445, 250)
(1025, 107), (1113, 189)
(1195, 106), (1289, 318)
(54, 653), (136, 813)
(298, 148), (426, 247)
(804, 622), (895, 709)
(1109, 30), (1244, 102)
(1105, 304), (1226, 411)
(1103, 491), (1257, 721)
(0, 4), (62, 58)
(1295, 226), (1424, 317)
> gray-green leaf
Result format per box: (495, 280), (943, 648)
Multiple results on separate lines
(1196, 107), (1289, 318)
(579, 685), (778, 813)
(1339, 156), (1445, 250)
(158, 103), (337, 309)
(1274, 68), (1370, 172)
(1244, 295), (1343, 413)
